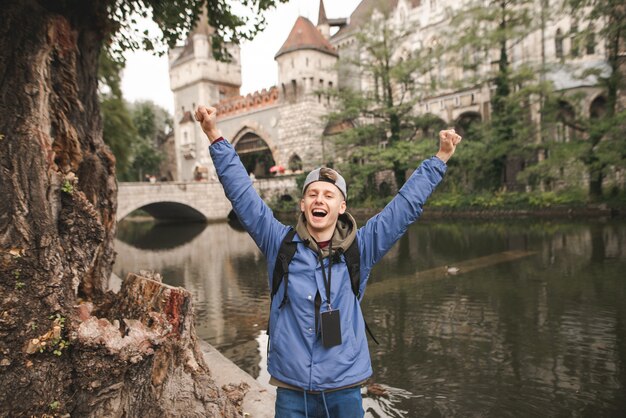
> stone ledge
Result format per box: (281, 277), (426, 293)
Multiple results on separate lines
(199, 340), (275, 418)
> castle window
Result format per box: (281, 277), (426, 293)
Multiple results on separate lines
(570, 24), (580, 57)
(288, 154), (303, 172)
(555, 28), (564, 59)
(586, 25), (596, 55)
(306, 57), (309, 67)
(291, 80), (297, 102)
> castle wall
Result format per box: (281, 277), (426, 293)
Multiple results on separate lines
(276, 95), (329, 171)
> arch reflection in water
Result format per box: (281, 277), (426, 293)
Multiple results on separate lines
(116, 220), (207, 250)
(112, 219), (626, 417)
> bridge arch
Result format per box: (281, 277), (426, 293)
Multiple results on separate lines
(117, 178), (298, 223)
(117, 198), (208, 222)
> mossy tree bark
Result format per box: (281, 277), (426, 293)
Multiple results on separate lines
(0, 1), (240, 416)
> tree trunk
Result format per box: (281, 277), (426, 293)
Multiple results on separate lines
(0, 2), (239, 416)
(589, 168), (604, 201)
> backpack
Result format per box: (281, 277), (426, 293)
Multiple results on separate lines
(268, 228), (379, 344)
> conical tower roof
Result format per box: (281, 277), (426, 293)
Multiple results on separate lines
(275, 16), (338, 59)
(318, 0), (328, 25)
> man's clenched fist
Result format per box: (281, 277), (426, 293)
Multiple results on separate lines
(435, 128), (462, 163)
(195, 106), (222, 143)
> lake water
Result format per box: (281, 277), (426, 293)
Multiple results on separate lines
(113, 217), (626, 417)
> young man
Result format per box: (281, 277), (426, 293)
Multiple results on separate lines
(195, 105), (461, 418)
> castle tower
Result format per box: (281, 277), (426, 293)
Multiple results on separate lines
(275, 16), (338, 100)
(273, 13), (340, 169)
(169, 10), (242, 181)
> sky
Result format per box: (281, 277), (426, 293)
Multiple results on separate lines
(121, 0), (363, 114)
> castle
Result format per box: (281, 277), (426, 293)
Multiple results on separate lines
(167, 0), (612, 189)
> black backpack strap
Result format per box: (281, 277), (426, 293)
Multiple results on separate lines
(343, 238), (379, 345)
(267, 228), (297, 341)
(271, 228), (298, 307)
(343, 239), (361, 299)
(363, 316), (379, 345)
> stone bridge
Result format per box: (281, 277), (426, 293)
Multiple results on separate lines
(117, 176), (298, 222)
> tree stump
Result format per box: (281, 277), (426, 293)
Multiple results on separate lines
(70, 273), (242, 417)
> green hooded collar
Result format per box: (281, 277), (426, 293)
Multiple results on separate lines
(295, 211), (357, 258)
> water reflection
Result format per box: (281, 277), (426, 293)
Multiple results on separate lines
(113, 219), (626, 417)
(116, 220), (207, 250)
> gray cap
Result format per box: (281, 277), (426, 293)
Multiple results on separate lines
(302, 167), (347, 200)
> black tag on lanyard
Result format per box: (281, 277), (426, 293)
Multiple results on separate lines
(316, 240), (341, 347)
(321, 309), (342, 348)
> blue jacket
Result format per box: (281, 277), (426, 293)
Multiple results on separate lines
(210, 140), (446, 391)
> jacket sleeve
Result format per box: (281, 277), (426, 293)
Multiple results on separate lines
(209, 140), (288, 260)
(356, 156), (447, 294)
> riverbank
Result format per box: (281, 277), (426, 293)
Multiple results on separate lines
(355, 204), (626, 221)
(274, 203), (626, 223)
(200, 341), (275, 417)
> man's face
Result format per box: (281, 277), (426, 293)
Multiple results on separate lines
(300, 181), (346, 240)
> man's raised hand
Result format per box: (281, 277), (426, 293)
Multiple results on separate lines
(195, 106), (222, 143)
(435, 128), (462, 163)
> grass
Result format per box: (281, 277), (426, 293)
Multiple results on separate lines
(428, 190), (586, 209)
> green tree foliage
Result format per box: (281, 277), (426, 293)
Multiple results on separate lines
(102, 99), (172, 182)
(101, 97), (137, 178)
(448, 0), (625, 198)
(99, 49), (173, 181)
(98, 48), (135, 178)
(98, 49), (124, 99)
(327, 10), (441, 204)
(107, 0), (289, 61)
(448, 0), (547, 192)
(127, 101), (173, 181)
(527, 0), (626, 199)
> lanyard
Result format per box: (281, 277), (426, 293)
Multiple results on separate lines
(316, 240), (333, 310)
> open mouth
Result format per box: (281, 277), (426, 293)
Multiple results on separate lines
(312, 209), (327, 218)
